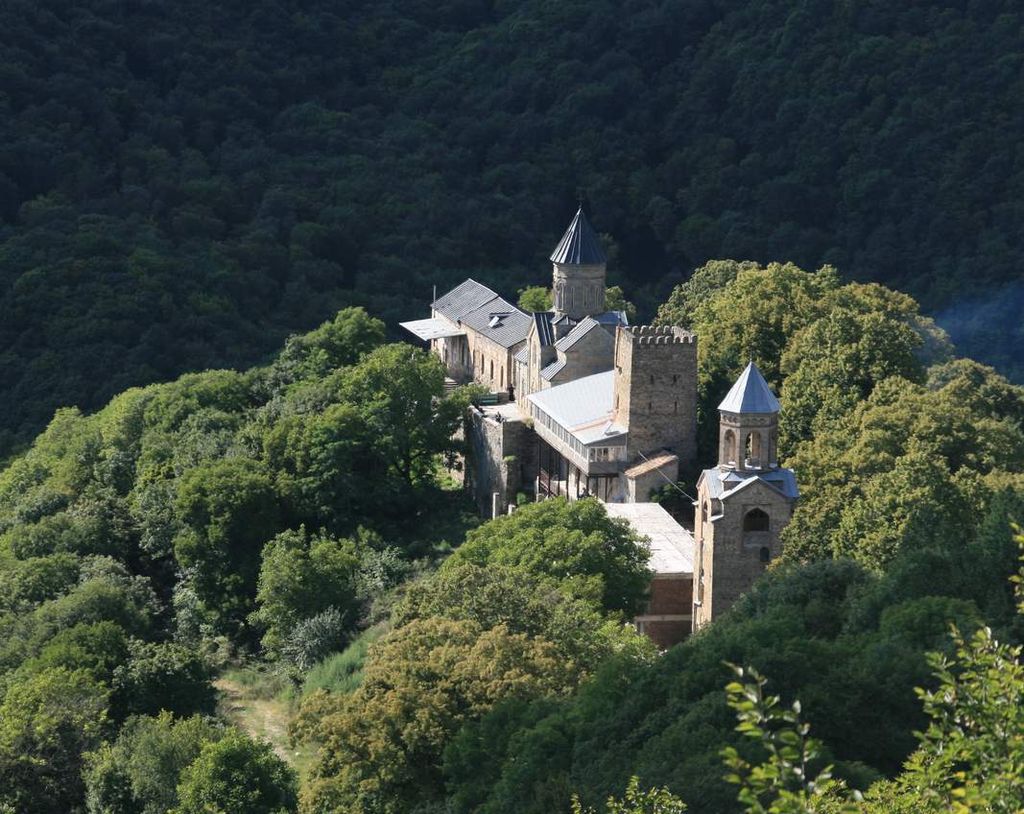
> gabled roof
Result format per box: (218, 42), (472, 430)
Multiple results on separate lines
(699, 467), (799, 501)
(459, 296), (532, 348)
(554, 316), (603, 352)
(432, 278), (499, 322)
(513, 346), (529, 365)
(718, 362), (781, 414)
(533, 311), (555, 347)
(550, 207), (607, 265)
(540, 358), (567, 381)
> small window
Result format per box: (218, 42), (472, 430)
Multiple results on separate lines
(744, 508), (770, 533)
(650, 375), (655, 384)
(673, 374), (678, 384)
(759, 546), (771, 563)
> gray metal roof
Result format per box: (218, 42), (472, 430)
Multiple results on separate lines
(718, 362), (781, 414)
(459, 296), (532, 348)
(527, 370), (623, 439)
(554, 316), (602, 352)
(533, 311), (555, 347)
(540, 358), (567, 381)
(432, 278), (499, 322)
(550, 208), (608, 265)
(594, 310), (629, 328)
(700, 466), (799, 500)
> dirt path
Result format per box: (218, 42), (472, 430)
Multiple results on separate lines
(214, 676), (296, 766)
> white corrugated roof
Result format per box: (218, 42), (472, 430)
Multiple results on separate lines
(400, 318), (465, 341)
(718, 362), (781, 414)
(527, 370), (614, 429)
(604, 502), (694, 575)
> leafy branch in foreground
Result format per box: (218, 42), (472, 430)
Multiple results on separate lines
(571, 775), (687, 814)
(721, 664), (858, 814)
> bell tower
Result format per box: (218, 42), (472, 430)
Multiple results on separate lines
(716, 362), (780, 470)
(692, 362), (798, 631)
(550, 208), (607, 323)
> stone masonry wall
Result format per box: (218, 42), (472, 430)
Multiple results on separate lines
(693, 478), (793, 629)
(465, 408), (536, 516)
(552, 262), (605, 320)
(613, 325), (698, 464)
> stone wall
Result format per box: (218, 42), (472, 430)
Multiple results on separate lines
(467, 331), (521, 395)
(465, 409), (538, 516)
(552, 261), (605, 320)
(552, 323), (614, 385)
(693, 477), (794, 630)
(613, 325), (698, 464)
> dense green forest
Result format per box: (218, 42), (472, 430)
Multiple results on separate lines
(2, 0), (1024, 455)
(0, 260), (1022, 813)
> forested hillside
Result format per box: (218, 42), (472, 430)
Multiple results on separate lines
(0, 263), (1022, 813)
(2, 0), (1023, 454)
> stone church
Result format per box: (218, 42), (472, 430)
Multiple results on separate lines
(402, 208), (798, 645)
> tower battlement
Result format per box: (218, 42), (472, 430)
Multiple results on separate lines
(613, 325), (698, 463)
(627, 325), (697, 345)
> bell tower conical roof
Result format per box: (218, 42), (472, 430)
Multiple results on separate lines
(718, 362), (780, 414)
(549, 207), (607, 265)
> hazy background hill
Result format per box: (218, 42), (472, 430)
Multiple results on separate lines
(2, 0), (1022, 453)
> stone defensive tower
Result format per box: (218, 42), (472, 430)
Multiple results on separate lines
(612, 325), (698, 464)
(693, 362), (798, 631)
(550, 208), (607, 323)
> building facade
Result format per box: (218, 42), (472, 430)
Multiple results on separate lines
(403, 209), (799, 645)
(692, 363), (798, 630)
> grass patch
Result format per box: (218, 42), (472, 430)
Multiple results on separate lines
(304, 624), (386, 696)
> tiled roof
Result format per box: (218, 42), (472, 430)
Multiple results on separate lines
(554, 316), (602, 352)
(718, 362), (781, 414)
(550, 208), (607, 265)
(624, 451), (679, 478)
(540, 358), (567, 381)
(459, 296), (532, 348)
(432, 278), (498, 322)
(513, 346), (529, 365)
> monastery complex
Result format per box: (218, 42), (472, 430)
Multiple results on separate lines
(403, 209), (798, 646)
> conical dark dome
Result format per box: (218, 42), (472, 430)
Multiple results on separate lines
(549, 208), (607, 265)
